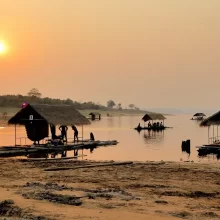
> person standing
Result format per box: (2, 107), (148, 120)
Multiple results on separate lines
(71, 125), (79, 143)
(59, 125), (68, 142)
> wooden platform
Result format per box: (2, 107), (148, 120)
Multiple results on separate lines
(134, 126), (171, 131)
(197, 144), (220, 157)
(0, 140), (118, 158)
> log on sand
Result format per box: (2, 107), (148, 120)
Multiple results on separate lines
(44, 161), (133, 171)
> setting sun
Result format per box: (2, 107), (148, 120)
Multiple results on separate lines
(0, 41), (6, 54)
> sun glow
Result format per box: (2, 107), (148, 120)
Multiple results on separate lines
(0, 41), (7, 54)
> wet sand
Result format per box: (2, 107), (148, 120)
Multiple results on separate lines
(0, 159), (219, 220)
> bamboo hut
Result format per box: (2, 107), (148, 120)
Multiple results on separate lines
(198, 111), (220, 157)
(8, 104), (91, 145)
(135, 113), (167, 131)
(142, 113), (166, 122)
(200, 111), (220, 144)
(89, 112), (101, 121)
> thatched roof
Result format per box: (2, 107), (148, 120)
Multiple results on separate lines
(142, 113), (166, 122)
(200, 111), (220, 127)
(8, 104), (91, 126)
(194, 113), (206, 117)
(89, 112), (101, 116)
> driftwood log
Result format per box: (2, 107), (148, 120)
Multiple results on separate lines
(44, 161), (133, 171)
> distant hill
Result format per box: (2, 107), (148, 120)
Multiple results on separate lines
(144, 107), (219, 116)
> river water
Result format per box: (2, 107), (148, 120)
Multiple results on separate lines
(0, 115), (218, 162)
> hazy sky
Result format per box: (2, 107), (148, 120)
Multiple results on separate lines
(0, 0), (220, 109)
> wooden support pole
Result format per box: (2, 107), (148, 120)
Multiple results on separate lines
(82, 125), (84, 142)
(208, 126), (210, 144)
(213, 126), (214, 143)
(15, 124), (17, 146)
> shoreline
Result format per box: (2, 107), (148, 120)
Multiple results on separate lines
(0, 159), (219, 220)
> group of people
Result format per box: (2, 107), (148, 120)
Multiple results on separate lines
(148, 121), (163, 128)
(50, 124), (95, 143)
(50, 124), (79, 143)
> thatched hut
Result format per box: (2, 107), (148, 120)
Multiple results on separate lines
(142, 113), (166, 122)
(200, 111), (220, 144)
(191, 113), (206, 120)
(200, 111), (220, 127)
(8, 104), (91, 145)
(89, 112), (101, 120)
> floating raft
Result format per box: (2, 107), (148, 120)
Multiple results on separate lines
(134, 126), (171, 131)
(0, 140), (118, 158)
(197, 144), (220, 156)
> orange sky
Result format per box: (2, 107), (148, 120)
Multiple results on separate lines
(0, 0), (220, 108)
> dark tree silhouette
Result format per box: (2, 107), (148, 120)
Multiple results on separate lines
(107, 100), (116, 108)
(27, 88), (42, 98)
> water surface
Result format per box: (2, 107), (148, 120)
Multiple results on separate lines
(0, 115), (218, 162)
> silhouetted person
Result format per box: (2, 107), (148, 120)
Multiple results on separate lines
(156, 122), (159, 127)
(160, 122), (163, 127)
(90, 132), (95, 141)
(59, 125), (68, 142)
(148, 122), (151, 127)
(72, 125), (79, 143)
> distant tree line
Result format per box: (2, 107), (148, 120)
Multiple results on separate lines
(0, 88), (141, 111)
(0, 95), (108, 110)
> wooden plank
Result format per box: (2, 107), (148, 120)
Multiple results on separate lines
(19, 155), (87, 162)
(0, 140), (118, 158)
(44, 161), (133, 171)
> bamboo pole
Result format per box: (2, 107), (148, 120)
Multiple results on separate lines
(82, 125), (84, 142)
(208, 126), (210, 144)
(44, 161), (133, 171)
(15, 125), (16, 146)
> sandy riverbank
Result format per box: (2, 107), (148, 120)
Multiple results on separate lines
(0, 159), (219, 220)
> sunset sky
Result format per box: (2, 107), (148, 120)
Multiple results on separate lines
(0, 0), (220, 109)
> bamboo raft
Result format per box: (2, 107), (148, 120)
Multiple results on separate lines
(0, 140), (118, 158)
(197, 144), (220, 157)
(134, 126), (172, 131)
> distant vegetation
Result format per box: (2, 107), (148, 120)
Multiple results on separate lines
(0, 88), (142, 113)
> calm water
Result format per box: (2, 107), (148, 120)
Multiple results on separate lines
(0, 115), (218, 162)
